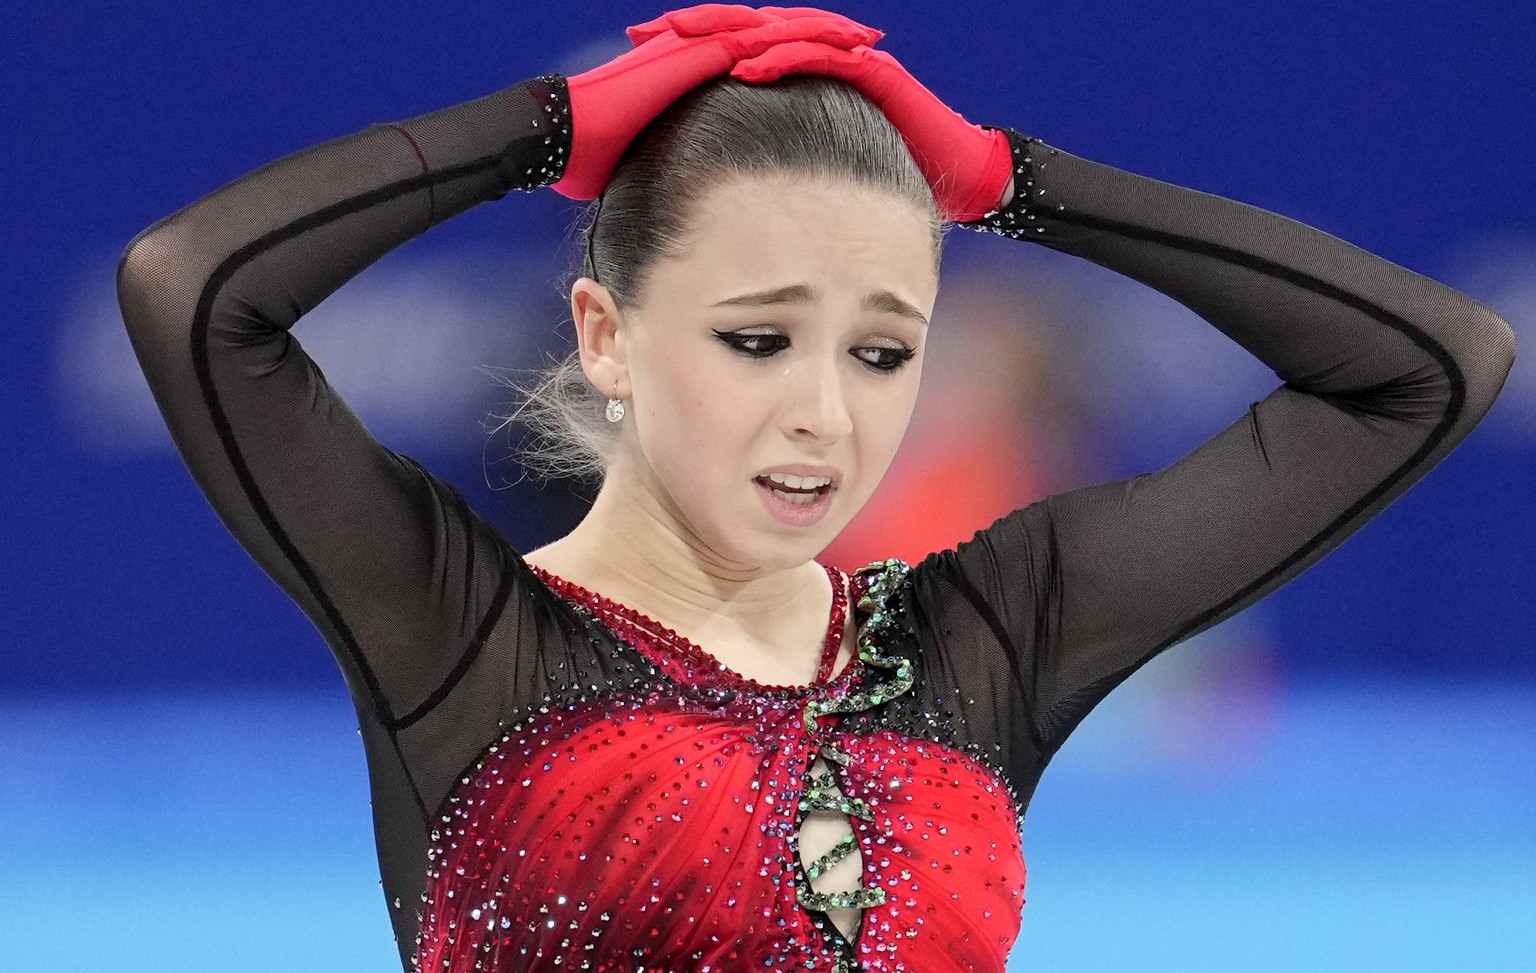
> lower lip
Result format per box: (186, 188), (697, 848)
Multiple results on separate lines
(754, 478), (835, 527)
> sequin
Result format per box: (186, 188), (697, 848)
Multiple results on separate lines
(963, 130), (1056, 240)
(415, 559), (1027, 972)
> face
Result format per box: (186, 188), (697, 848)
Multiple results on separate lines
(598, 175), (939, 573)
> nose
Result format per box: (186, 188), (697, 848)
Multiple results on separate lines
(784, 357), (855, 443)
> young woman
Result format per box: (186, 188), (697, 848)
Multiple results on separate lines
(116, 5), (1514, 971)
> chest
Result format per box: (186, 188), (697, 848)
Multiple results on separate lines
(417, 692), (1026, 971)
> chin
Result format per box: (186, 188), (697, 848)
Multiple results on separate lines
(710, 537), (814, 574)
(714, 521), (842, 574)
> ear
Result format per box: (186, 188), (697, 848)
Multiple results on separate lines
(570, 277), (630, 401)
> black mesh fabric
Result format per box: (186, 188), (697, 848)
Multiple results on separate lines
(116, 76), (1515, 968)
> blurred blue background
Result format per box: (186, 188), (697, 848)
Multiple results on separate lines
(3, 1), (1533, 970)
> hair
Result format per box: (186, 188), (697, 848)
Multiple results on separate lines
(500, 75), (945, 484)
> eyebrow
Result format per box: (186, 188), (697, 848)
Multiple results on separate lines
(712, 284), (929, 327)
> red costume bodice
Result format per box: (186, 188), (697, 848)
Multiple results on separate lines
(417, 563), (1026, 972)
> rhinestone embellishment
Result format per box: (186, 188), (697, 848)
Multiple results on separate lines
(795, 558), (915, 922)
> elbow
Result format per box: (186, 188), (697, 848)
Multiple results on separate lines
(1450, 301), (1518, 421)
(1359, 301), (1516, 433)
(116, 223), (168, 341)
(1469, 296), (1519, 377)
(1491, 309), (1518, 380)
(116, 214), (209, 348)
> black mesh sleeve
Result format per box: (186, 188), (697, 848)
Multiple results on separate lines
(116, 77), (583, 962)
(909, 130), (1516, 798)
(115, 76), (570, 735)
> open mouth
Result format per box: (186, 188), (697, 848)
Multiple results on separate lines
(753, 474), (833, 506)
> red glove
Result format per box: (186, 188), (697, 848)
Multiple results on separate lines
(625, 4), (881, 45)
(552, 5), (882, 199)
(731, 42), (1013, 221)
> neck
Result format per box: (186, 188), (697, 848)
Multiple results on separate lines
(528, 462), (828, 635)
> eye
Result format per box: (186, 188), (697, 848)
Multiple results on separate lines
(853, 345), (917, 373)
(713, 329), (788, 358)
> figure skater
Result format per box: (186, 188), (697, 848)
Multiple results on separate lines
(117, 5), (1515, 970)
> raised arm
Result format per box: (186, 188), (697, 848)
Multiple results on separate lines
(115, 11), (888, 729)
(727, 37), (1516, 767)
(934, 130), (1515, 749)
(115, 77), (573, 723)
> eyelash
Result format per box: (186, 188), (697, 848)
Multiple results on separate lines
(712, 330), (916, 374)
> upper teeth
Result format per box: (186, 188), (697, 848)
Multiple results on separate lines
(765, 472), (831, 490)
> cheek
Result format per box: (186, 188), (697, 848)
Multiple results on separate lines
(853, 377), (921, 470)
(632, 359), (755, 482)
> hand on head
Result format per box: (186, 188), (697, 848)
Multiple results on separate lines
(553, 5), (880, 199)
(624, 4), (882, 46)
(554, 4), (1013, 221)
(730, 41), (1013, 220)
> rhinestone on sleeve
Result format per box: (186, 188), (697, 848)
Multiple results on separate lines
(521, 75), (572, 190)
(960, 127), (1062, 240)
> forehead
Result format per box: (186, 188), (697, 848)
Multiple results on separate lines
(650, 174), (940, 310)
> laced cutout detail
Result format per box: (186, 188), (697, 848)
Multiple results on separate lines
(524, 558), (917, 967)
(793, 559), (917, 955)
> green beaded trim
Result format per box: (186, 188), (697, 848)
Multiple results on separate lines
(793, 559), (914, 922)
(801, 558), (915, 733)
(797, 884), (889, 912)
(803, 831), (860, 880)
(798, 769), (873, 821)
